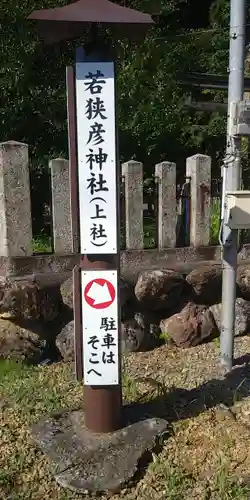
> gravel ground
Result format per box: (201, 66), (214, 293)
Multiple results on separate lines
(122, 336), (250, 499)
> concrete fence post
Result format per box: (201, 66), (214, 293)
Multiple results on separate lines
(186, 154), (211, 246)
(0, 141), (32, 256)
(155, 161), (176, 249)
(122, 160), (144, 250)
(50, 158), (73, 254)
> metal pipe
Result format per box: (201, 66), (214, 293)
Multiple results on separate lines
(220, 0), (246, 371)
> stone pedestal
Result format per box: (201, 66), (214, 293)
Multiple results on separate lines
(122, 161), (143, 249)
(186, 154), (211, 247)
(0, 141), (32, 257)
(32, 406), (168, 495)
(50, 158), (73, 254)
(155, 161), (176, 248)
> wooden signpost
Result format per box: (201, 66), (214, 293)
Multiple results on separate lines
(72, 51), (122, 433)
(27, 0), (154, 436)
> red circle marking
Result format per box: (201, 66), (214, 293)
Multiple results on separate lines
(84, 278), (116, 309)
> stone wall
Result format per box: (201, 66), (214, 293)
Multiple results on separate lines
(3, 261), (250, 363)
(1, 246), (250, 285)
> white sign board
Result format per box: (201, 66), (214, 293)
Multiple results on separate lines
(81, 269), (119, 386)
(75, 62), (117, 254)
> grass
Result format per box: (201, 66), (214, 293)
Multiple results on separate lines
(30, 188), (224, 255)
(212, 460), (249, 500)
(32, 235), (52, 254)
(142, 197), (223, 249)
(210, 199), (221, 245)
(31, 220), (157, 254)
(144, 217), (157, 249)
(31, 201), (223, 255)
(0, 358), (250, 500)
(0, 360), (82, 500)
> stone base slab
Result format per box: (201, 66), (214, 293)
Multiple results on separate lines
(31, 406), (169, 495)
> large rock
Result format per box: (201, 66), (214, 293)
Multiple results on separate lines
(0, 277), (72, 363)
(56, 312), (161, 359)
(60, 277), (74, 309)
(57, 318), (144, 359)
(57, 319), (138, 360)
(209, 298), (250, 337)
(160, 302), (218, 348)
(42, 304), (74, 362)
(121, 311), (161, 353)
(0, 317), (44, 361)
(134, 270), (184, 311)
(186, 264), (222, 305)
(236, 266), (250, 300)
(120, 277), (133, 306)
(56, 319), (75, 361)
(0, 277), (63, 322)
(121, 318), (145, 353)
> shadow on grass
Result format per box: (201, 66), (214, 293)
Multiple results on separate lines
(124, 354), (250, 425)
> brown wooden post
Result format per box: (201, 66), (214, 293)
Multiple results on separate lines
(67, 45), (122, 433)
(27, 0), (154, 437)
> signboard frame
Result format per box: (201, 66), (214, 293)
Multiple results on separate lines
(81, 269), (119, 386)
(75, 61), (118, 255)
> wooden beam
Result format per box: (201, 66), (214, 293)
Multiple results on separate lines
(185, 100), (228, 111)
(180, 73), (250, 91)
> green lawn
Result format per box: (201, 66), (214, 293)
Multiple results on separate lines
(0, 359), (249, 500)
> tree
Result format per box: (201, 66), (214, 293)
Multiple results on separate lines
(117, 0), (229, 173)
(1, 0), (74, 233)
(0, 0), (231, 232)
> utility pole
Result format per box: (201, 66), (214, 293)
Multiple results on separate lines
(220, 0), (246, 371)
